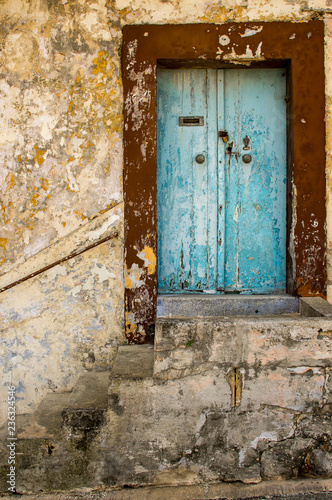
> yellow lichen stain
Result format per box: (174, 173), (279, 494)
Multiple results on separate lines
(0, 237), (6, 265)
(33, 147), (46, 166)
(5, 172), (16, 190)
(92, 51), (114, 77)
(30, 191), (39, 207)
(74, 210), (87, 221)
(24, 208), (38, 230)
(17, 155), (22, 162)
(125, 313), (137, 336)
(80, 140), (94, 149)
(66, 183), (75, 193)
(124, 262), (143, 289)
(0, 202), (10, 224)
(68, 100), (74, 113)
(125, 274), (133, 288)
(0, 237), (7, 249)
(198, 4), (248, 23)
(62, 222), (66, 227)
(141, 246), (156, 275)
(97, 202), (119, 216)
(40, 178), (49, 191)
(76, 68), (84, 84)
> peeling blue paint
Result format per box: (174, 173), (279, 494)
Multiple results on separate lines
(157, 68), (286, 293)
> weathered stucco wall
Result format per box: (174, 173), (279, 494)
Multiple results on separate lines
(1, 0), (332, 425)
(0, 204), (124, 426)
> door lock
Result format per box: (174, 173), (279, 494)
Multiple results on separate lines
(218, 130), (229, 142)
(243, 135), (250, 150)
(225, 141), (240, 161)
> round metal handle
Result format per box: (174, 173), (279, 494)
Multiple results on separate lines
(195, 154), (205, 164)
(242, 154), (252, 164)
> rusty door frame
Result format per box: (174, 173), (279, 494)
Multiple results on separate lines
(122, 22), (326, 343)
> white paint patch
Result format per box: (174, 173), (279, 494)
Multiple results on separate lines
(92, 259), (116, 282)
(223, 44), (264, 62)
(40, 115), (58, 141)
(233, 202), (240, 223)
(216, 47), (223, 58)
(240, 26), (263, 38)
(140, 142), (147, 160)
(39, 265), (67, 284)
(87, 214), (119, 241)
(195, 412), (206, 445)
(126, 263), (144, 288)
(238, 448), (246, 466)
(250, 431), (278, 449)
(255, 42), (263, 58)
(219, 35), (230, 46)
(287, 366), (322, 375)
(290, 33), (296, 39)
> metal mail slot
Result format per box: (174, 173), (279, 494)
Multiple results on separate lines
(179, 116), (204, 126)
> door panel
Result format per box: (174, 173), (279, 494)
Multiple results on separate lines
(157, 69), (218, 291)
(222, 69), (287, 292)
(157, 68), (286, 294)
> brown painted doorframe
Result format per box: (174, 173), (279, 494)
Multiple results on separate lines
(122, 21), (326, 343)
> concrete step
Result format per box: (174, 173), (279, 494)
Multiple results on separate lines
(110, 344), (154, 379)
(61, 372), (110, 450)
(1, 373), (111, 493)
(154, 312), (332, 380)
(157, 293), (299, 318)
(17, 392), (71, 439)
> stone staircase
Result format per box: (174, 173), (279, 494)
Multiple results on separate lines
(1, 297), (332, 493)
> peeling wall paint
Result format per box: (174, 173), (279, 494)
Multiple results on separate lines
(0, 205), (124, 426)
(0, 0), (332, 421)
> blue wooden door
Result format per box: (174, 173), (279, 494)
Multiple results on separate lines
(157, 68), (286, 294)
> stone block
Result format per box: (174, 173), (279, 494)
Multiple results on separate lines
(310, 449), (332, 476)
(155, 316), (332, 380)
(297, 408), (332, 441)
(261, 437), (316, 480)
(241, 366), (325, 411)
(246, 320), (332, 367)
(102, 371), (232, 486)
(300, 297), (332, 317)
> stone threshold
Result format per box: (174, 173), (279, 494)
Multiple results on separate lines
(157, 295), (332, 318)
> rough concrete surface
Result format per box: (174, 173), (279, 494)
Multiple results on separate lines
(0, 478), (332, 499)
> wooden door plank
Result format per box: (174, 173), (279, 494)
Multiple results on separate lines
(157, 69), (212, 292)
(217, 69), (226, 290)
(223, 68), (287, 293)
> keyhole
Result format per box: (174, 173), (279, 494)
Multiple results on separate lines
(226, 141), (233, 155)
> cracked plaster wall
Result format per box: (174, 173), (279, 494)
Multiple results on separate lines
(1, 0), (332, 423)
